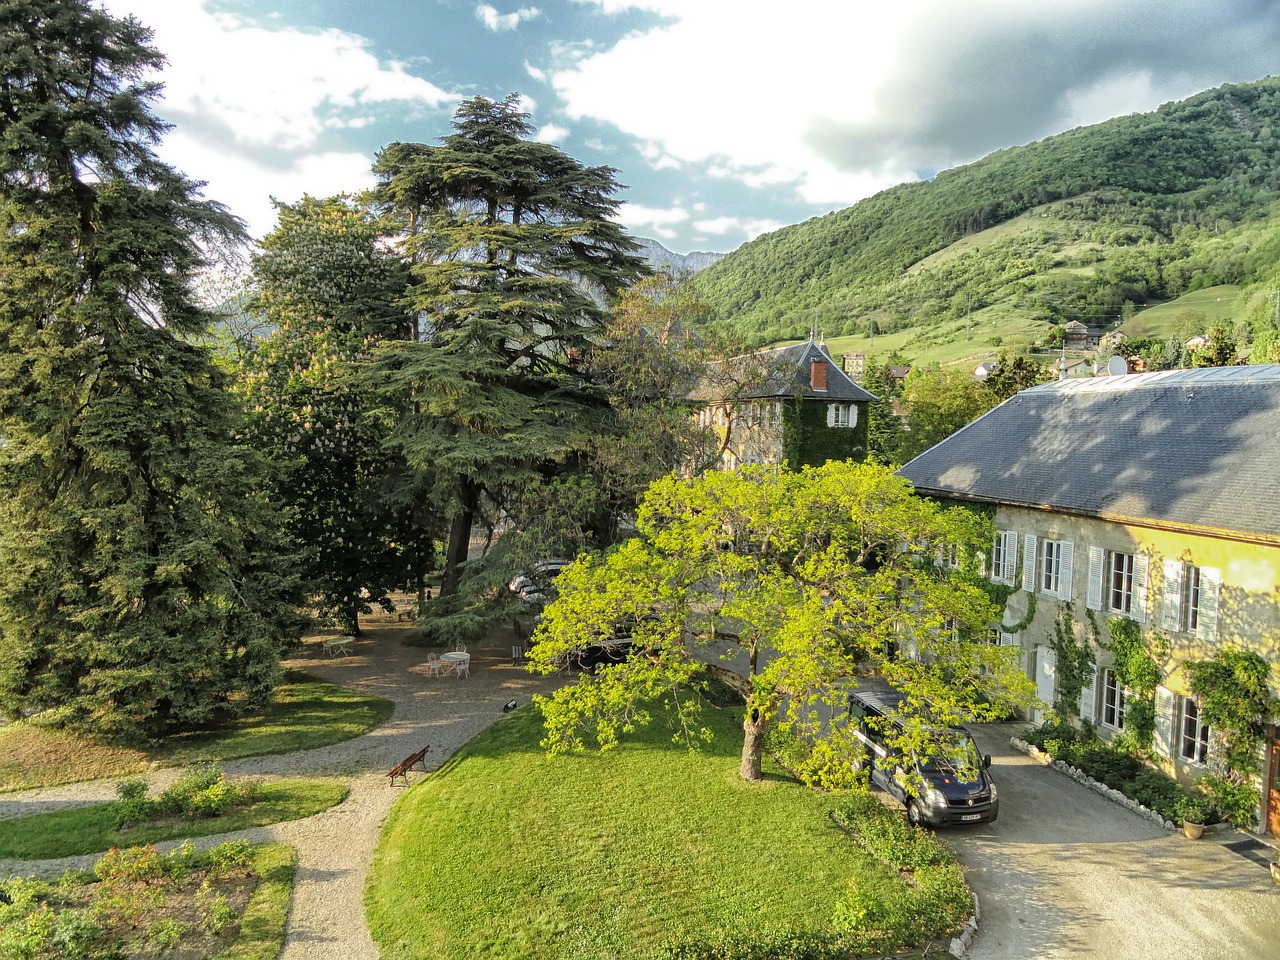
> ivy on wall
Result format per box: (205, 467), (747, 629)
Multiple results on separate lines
(780, 400), (867, 468)
(1050, 604), (1095, 720)
(1185, 649), (1277, 826)
(1104, 618), (1164, 751)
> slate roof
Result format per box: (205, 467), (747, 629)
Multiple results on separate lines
(898, 365), (1280, 542)
(690, 339), (877, 403)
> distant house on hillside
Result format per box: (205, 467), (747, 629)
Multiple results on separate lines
(690, 338), (876, 471)
(1064, 320), (1101, 349)
(899, 366), (1280, 835)
(974, 361), (1000, 380)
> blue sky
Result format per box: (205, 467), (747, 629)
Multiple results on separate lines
(104, 0), (1280, 254)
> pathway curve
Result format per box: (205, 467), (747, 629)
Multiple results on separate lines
(0, 622), (565, 960)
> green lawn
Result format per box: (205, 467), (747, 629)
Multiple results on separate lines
(0, 777), (349, 859)
(366, 702), (923, 960)
(0, 671), (393, 792)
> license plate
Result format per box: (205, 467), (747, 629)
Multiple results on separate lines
(960, 813), (982, 821)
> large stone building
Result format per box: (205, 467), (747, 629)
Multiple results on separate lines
(691, 338), (875, 471)
(900, 366), (1280, 834)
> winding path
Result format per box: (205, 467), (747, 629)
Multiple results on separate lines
(0, 623), (564, 960)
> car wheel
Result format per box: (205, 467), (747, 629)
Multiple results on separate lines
(906, 800), (922, 828)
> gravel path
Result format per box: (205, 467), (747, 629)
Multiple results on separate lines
(0, 622), (566, 960)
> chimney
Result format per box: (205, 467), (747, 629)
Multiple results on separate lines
(810, 359), (828, 391)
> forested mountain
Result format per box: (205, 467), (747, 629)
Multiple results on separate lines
(694, 77), (1280, 354)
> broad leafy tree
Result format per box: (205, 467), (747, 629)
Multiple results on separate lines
(369, 94), (648, 605)
(242, 196), (434, 633)
(0, 1), (300, 740)
(528, 462), (1034, 782)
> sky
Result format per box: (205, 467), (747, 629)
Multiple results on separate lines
(102, 0), (1280, 254)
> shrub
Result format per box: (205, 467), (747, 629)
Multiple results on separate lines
(113, 778), (151, 830)
(1199, 774), (1258, 827)
(94, 845), (166, 885)
(46, 909), (106, 960)
(146, 918), (186, 950)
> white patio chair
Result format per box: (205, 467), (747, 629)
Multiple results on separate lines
(425, 653), (443, 678)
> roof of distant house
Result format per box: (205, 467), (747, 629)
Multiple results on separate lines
(690, 339), (877, 403)
(898, 365), (1280, 542)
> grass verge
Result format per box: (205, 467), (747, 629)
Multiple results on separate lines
(219, 842), (297, 960)
(366, 698), (967, 960)
(0, 777), (349, 860)
(0, 671), (393, 793)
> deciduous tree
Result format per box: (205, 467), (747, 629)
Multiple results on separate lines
(528, 462), (1034, 782)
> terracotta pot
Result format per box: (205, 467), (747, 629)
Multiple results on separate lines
(1182, 819), (1205, 840)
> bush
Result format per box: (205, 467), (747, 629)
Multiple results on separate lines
(1199, 774), (1258, 827)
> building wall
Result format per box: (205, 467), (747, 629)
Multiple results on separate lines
(991, 504), (1280, 794)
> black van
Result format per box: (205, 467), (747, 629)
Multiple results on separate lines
(846, 690), (998, 827)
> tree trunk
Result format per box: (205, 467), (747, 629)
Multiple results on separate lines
(441, 480), (478, 597)
(739, 707), (767, 782)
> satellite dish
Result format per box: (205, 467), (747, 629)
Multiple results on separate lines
(1106, 356), (1128, 377)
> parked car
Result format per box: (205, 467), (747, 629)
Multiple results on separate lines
(508, 558), (570, 605)
(846, 689), (998, 827)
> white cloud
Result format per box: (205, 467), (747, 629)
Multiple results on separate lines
(476, 4), (542, 31)
(694, 216), (785, 241)
(160, 129), (377, 239)
(550, 0), (1269, 213)
(105, 1), (457, 152)
(617, 202), (689, 240)
(551, 1), (918, 208)
(537, 122), (570, 143)
(525, 61), (548, 83)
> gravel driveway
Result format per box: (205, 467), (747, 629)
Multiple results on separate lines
(0, 622), (566, 960)
(949, 723), (1280, 960)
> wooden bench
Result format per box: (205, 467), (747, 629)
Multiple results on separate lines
(386, 745), (430, 787)
(322, 635), (354, 657)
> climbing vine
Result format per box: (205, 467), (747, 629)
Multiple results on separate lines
(1185, 650), (1277, 826)
(1049, 604), (1095, 721)
(1104, 619), (1163, 752)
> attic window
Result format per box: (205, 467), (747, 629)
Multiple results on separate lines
(810, 360), (828, 391)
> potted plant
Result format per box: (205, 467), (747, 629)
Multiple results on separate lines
(1271, 851), (1280, 886)
(1180, 796), (1209, 840)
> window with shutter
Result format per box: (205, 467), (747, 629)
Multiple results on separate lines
(1057, 541), (1074, 601)
(1001, 531), (1018, 585)
(1131, 554), (1148, 624)
(1087, 546), (1105, 610)
(1196, 567), (1220, 643)
(1102, 669), (1125, 729)
(1153, 686), (1175, 758)
(1078, 665), (1097, 723)
(1022, 534), (1037, 593)
(1179, 696), (1210, 764)
(1161, 559), (1184, 631)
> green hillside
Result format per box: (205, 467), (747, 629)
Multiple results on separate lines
(695, 77), (1280, 357)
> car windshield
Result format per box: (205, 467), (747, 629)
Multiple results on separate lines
(920, 736), (982, 782)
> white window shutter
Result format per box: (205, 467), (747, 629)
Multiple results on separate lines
(1001, 531), (1018, 585)
(1131, 553), (1149, 623)
(1000, 631), (1017, 646)
(849, 404), (858, 426)
(1022, 534), (1037, 593)
(1087, 546), (1105, 610)
(1153, 686), (1176, 758)
(1078, 665), (1096, 723)
(1057, 541), (1074, 601)
(1197, 567), (1221, 644)
(826, 403), (836, 427)
(1161, 559), (1184, 632)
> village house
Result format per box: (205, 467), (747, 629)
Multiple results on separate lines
(690, 338), (875, 470)
(899, 366), (1280, 834)
(1063, 319), (1102, 349)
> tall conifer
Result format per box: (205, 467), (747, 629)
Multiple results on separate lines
(0, 0), (299, 739)
(371, 94), (647, 598)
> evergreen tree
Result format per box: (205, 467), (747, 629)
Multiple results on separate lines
(243, 196), (435, 633)
(0, 1), (300, 740)
(370, 94), (647, 603)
